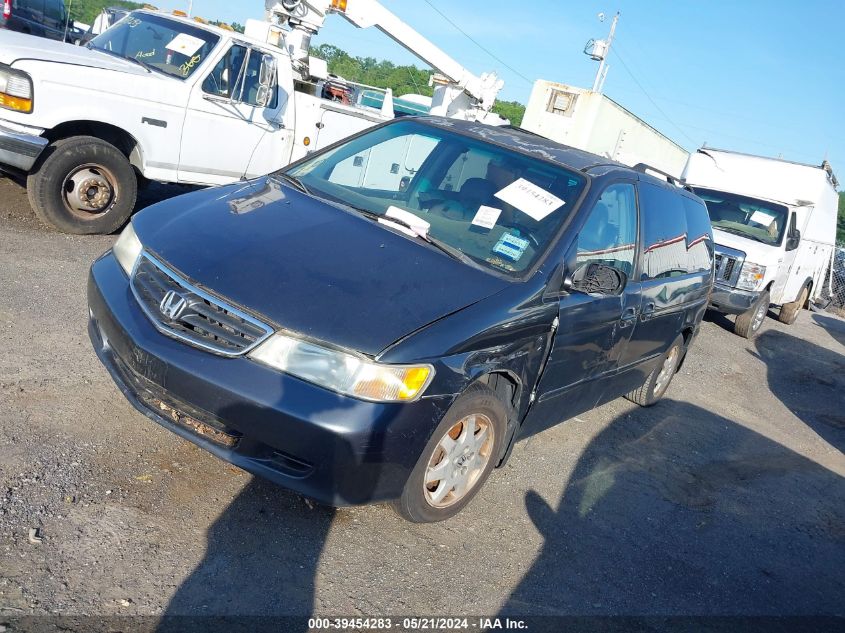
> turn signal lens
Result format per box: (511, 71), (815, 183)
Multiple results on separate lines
(0, 93), (31, 113)
(331, 0), (347, 11)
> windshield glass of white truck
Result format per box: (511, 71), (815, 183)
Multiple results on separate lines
(691, 187), (790, 246)
(88, 12), (220, 80)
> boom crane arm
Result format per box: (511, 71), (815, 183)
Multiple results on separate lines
(264, 0), (505, 122)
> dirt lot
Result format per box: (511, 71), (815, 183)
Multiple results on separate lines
(1, 175), (844, 625)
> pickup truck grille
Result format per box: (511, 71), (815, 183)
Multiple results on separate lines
(130, 253), (273, 357)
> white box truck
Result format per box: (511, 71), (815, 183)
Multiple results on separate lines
(521, 80), (689, 178)
(683, 147), (839, 338)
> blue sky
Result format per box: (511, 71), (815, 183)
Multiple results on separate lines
(161, 0), (844, 169)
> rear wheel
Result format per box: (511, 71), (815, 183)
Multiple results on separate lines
(625, 335), (685, 407)
(778, 285), (809, 325)
(393, 382), (506, 523)
(734, 290), (770, 339)
(27, 136), (137, 234)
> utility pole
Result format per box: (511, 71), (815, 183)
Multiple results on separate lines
(592, 12), (620, 93)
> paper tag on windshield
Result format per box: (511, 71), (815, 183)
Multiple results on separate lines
(380, 206), (430, 238)
(166, 33), (206, 56)
(493, 233), (530, 262)
(494, 178), (564, 222)
(471, 206), (501, 230)
(750, 210), (776, 226)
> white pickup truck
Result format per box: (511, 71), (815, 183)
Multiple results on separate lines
(683, 148), (839, 338)
(0, 3), (505, 234)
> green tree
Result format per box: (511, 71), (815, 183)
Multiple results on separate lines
(310, 43), (524, 124)
(64, 0), (143, 24)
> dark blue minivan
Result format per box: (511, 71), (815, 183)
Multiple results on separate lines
(88, 118), (714, 522)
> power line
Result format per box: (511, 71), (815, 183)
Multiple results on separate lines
(609, 44), (698, 147)
(419, 0), (533, 86)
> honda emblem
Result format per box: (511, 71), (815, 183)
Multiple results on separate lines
(159, 290), (188, 321)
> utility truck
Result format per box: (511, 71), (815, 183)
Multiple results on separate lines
(0, 0), (505, 234)
(683, 148), (839, 338)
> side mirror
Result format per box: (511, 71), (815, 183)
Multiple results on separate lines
(785, 230), (801, 252)
(571, 262), (627, 295)
(255, 54), (278, 108)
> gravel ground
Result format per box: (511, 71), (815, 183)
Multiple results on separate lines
(1, 175), (843, 623)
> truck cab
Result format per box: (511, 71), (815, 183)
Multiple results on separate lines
(683, 148), (839, 338)
(0, 10), (412, 234)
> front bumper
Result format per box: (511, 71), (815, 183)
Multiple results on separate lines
(0, 122), (48, 171)
(708, 282), (761, 315)
(87, 252), (455, 506)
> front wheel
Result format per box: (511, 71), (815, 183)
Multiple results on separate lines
(393, 382), (506, 523)
(734, 290), (770, 339)
(27, 136), (137, 234)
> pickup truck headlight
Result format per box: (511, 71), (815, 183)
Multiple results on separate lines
(250, 334), (434, 402)
(0, 64), (34, 113)
(737, 262), (766, 291)
(113, 222), (143, 275)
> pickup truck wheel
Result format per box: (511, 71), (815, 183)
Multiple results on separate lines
(393, 382), (506, 523)
(625, 335), (685, 407)
(734, 290), (770, 339)
(778, 285), (809, 325)
(27, 136), (137, 235)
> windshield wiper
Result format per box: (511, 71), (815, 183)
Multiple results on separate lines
(346, 207), (478, 267)
(713, 225), (774, 245)
(270, 172), (310, 195)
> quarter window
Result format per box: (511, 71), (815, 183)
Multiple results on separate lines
(576, 183), (638, 277)
(683, 196), (714, 274)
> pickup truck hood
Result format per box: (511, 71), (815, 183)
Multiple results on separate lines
(131, 178), (510, 357)
(713, 228), (782, 267)
(0, 30), (147, 75)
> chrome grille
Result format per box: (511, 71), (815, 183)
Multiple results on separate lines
(130, 252), (273, 357)
(713, 249), (744, 285)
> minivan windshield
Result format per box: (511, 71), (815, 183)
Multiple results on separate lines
(691, 187), (789, 246)
(88, 12), (219, 80)
(286, 121), (588, 275)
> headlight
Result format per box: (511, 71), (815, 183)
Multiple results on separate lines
(737, 262), (766, 291)
(250, 333), (434, 402)
(0, 64), (34, 113)
(113, 222), (142, 275)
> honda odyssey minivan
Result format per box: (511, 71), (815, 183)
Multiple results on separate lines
(88, 118), (715, 522)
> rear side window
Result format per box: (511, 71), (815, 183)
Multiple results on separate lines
(639, 182), (689, 280)
(683, 196), (714, 274)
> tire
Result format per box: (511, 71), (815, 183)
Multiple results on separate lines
(393, 382), (507, 523)
(625, 335), (685, 407)
(778, 285), (809, 325)
(734, 290), (770, 339)
(27, 136), (137, 235)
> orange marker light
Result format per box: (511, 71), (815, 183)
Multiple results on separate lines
(331, 0), (347, 11)
(0, 93), (32, 113)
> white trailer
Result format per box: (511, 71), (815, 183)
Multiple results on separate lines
(0, 0), (506, 234)
(683, 147), (839, 338)
(521, 80), (689, 178)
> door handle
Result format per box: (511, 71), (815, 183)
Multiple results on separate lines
(640, 302), (656, 321)
(620, 306), (639, 328)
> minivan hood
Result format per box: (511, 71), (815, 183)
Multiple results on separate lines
(0, 30), (148, 75)
(713, 228), (782, 266)
(132, 179), (510, 357)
